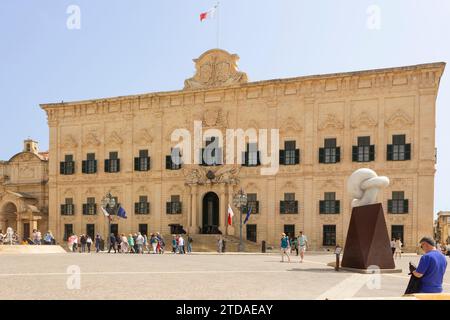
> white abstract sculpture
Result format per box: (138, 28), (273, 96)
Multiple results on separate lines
(347, 168), (390, 208)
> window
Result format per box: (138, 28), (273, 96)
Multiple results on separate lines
(319, 138), (340, 164)
(64, 224), (73, 242)
(60, 154), (75, 175)
(323, 225), (336, 246)
(61, 198), (75, 216)
(244, 193), (259, 214)
(82, 153), (97, 174)
(388, 191), (409, 214)
(200, 137), (222, 166)
(387, 135), (411, 161)
(139, 224), (148, 237)
(166, 195), (182, 214)
(284, 225), (295, 240)
(280, 141), (300, 165)
(26, 144), (31, 152)
(86, 224), (95, 240)
(391, 225), (404, 246)
(135, 150), (151, 172)
(280, 193), (299, 214)
(352, 136), (375, 162)
(320, 192), (340, 214)
(243, 143), (260, 167)
(83, 197), (97, 215)
(246, 224), (257, 242)
(166, 148), (182, 170)
(135, 196), (150, 215)
(105, 152), (120, 173)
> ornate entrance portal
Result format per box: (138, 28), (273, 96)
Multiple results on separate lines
(202, 192), (220, 234)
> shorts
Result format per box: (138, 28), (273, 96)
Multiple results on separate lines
(299, 246), (306, 253)
(281, 248), (290, 255)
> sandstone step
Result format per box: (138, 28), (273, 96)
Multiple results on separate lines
(0, 245), (67, 254)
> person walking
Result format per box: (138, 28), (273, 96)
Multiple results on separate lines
(95, 234), (102, 253)
(394, 238), (403, 259)
(158, 233), (165, 254)
(390, 238), (396, 256)
(178, 235), (185, 254)
(108, 233), (117, 253)
(150, 234), (158, 254)
(80, 234), (87, 253)
(72, 234), (78, 253)
(280, 233), (291, 263)
(136, 232), (144, 254)
(298, 231), (308, 263)
(217, 236), (224, 254)
(143, 234), (149, 254)
(86, 236), (92, 253)
(127, 234), (135, 253)
(120, 234), (129, 253)
(68, 234), (74, 252)
(291, 237), (298, 256)
(411, 237), (448, 293)
(187, 234), (193, 254)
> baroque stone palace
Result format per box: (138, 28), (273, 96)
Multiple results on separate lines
(1, 49), (445, 251)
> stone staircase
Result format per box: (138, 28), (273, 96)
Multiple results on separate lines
(162, 234), (273, 253)
(0, 245), (67, 254)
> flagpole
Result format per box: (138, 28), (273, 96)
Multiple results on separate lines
(216, 2), (220, 48)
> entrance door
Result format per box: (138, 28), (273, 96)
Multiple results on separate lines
(23, 223), (30, 240)
(202, 192), (220, 234)
(246, 224), (257, 242)
(110, 224), (119, 237)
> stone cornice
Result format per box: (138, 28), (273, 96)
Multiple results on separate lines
(39, 62), (446, 121)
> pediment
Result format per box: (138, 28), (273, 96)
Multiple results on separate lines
(318, 114), (344, 131)
(385, 109), (414, 128)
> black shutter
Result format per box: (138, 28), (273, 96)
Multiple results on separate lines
(94, 204), (97, 215)
(319, 201), (325, 214)
(61, 204), (66, 215)
(255, 201), (259, 214)
(166, 155), (172, 170)
(60, 162), (66, 175)
(93, 160), (98, 173)
(146, 202), (150, 214)
(387, 144), (393, 161)
(166, 202), (171, 214)
(82, 161), (87, 174)
(294, 201), (299, 214)
(135, 203), (139, 214)
(116, 159), (121, 172)
(134, 157), (140, 171)
(279, 150), (285, 165)
(387, 200), (393, 213)
(405, 144), (411, 160)
(105, 160), (110, 173)
(369, 145), (375, 161)
(336, 147), (341, 162)
(147, 157), (151, 170)
(319, 148), (325, 163)
(257, 151), (261, 166)
(177, 202), (182, 214)
(280, 201), (285, 214)
(83, 204), (87, 215)
(335, 201), (340, 214)
(352, 146), (358, 162)
(404, 199), (409, 213)
(295, 149), (300, 164)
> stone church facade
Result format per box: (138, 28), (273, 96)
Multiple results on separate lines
(23, 49), (443, 251)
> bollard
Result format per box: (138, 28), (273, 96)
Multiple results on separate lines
(334, 245), (342, 271)
(262, 240), (266, 253)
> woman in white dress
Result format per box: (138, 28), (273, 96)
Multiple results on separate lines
(120, 234), (129, 253)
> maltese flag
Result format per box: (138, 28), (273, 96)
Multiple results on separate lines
(227, 204), (234, 226)
(200, 3), (219, 22)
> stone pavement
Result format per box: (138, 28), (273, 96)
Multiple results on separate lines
(0, 252), (449, 300)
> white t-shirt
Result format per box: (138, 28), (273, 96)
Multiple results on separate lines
(179, 237), (185, 246)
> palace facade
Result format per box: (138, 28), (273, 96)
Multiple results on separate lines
(2, 49), (443, 251)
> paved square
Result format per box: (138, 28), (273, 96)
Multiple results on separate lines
(1, 252), (449, 300)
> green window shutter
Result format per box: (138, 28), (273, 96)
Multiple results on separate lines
(135, 203), (139, 214)
(404, 199), (409, 213)
(369, 145), (375, 161)
(83, 204), (87, 215)
(134, 157), (140, 171)
(387, 144), (393, 161)
(93, 160), (98, 173)
(319, 201), (325, 214)
(60, 162), (66, 175)
(352, 146), (358, 162)
(61, 204), (66, 215)
(104, 160), (110, 173)
(319, 148), (325, 163)
(165, 155), (171, 170)
(82, 161), (87, 173)
(280, 201), (285, 214)
(405, 144), (411, 160)
(147, 157), (151, 171)
(387, 200), (393, 213)
(336, 147), (341, 162)
(295, 149), (300, 164)
(146, 203), (150, 214)
(166, 202), (171, 214)
(116, 159), (121, 172)
(335, 201), (340, 214)
(279, 150), (285, 165)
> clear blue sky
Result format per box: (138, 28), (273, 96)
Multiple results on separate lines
(0, 0), (449, 213)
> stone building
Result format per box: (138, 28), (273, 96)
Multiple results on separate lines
(435, 211), (450, 244)
(0, 140), (49, 239)
(38, 49), (444, 251)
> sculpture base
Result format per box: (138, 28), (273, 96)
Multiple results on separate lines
(341, 203), (395, 270)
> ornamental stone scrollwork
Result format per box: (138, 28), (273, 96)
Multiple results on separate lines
(61, 134), (79, 149)
(19, 167), (35, 179)
(83, 131), (101, 147)
(280, 117), (303, 135)
(318, 114), (344, 131)
(385, 109), (414, 128)
(106, 131), (124, 146)
(138, 129), (154, 145)
(202, 109), (229, 128)
(184, 49), (248, 90)
(351, 111), (377, 129)
(183, 165), (240, 186)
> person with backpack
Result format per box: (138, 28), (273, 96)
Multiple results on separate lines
(280, 233), (291, 263)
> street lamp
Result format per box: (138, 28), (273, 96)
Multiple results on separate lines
(101, 192), (117, 242)
(233, 188), (247, 252)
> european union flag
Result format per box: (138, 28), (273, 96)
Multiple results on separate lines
(244, 206), (252, 224)
(117, 206), (128, 219)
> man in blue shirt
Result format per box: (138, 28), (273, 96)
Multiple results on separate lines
(412, 237), (447, 293)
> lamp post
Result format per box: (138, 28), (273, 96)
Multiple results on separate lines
(101, 192), (117, 245)
(233, 188), (247, 252)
